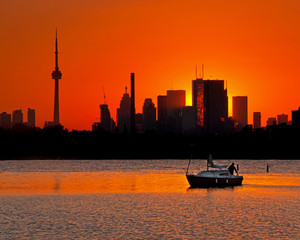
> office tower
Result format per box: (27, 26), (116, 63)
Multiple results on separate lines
(130, 73), (136, 135)
(267, 117), (276, 126)
(117, 87), (131, 134)
(27, 108), (35, 127)
(193, 80), (228, 133)
(192, 78), (204, 126)
(166, 90), (185, 134)
(142, 98), (156, 131)
(277, 114), (288, 125)
(157, 95), (167, 134)
(232, 96), (248, 131)
(100, 104), (112, 132)
(253, 112), (261, 129)
(166, 90), (185, 118)
(12, 110), (23, 127)
(292, 107), (300, 128)
(51, 30), (62, 125)
(204, 80), (228, 132)
(182, 106), (196, 135)
(0, 112), (11, 129)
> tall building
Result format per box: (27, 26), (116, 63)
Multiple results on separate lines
(166, 90), (185, 134)
(142, 98), (156, 131)
(253, 112), (261, 129)
(192, 78), (204, 126)
(203, 80), (228, 133)
(12, 110), (23, 127)
(117, 87), (131, 134)
(130, 73), (136, 135)
(277, 114), (288, 125)
(192, 79), (228, 133)
(267, 117), (276, 126)
(182, 106), (196, 135)
(27, 108), (35, 127)
(157, 95), (167, 134)
(0, 112), (11, 129)
(292, 107), (300, 128)
(51, 29), (62, 125)
(232, 96), (248, 131)
(166, 90), (185, 118)
(100, 104), (112, 132)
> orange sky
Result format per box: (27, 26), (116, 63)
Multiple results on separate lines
(1, 0), (300, 130)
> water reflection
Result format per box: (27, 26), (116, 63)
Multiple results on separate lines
(0, 171), (299, 195)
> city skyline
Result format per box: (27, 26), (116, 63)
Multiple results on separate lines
(1, 1), (300, 130)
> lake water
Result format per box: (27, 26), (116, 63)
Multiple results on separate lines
(0, 159), (299, 239)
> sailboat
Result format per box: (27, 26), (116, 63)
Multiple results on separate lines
(186, 154), (243, 187)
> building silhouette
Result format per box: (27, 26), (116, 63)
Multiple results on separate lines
(12, 110), (23, 127)
(100, 104), (113, 133)
(193, 79), (228, 133)
(130, 73), (136, 135)
(182, 106), (196, 135)
(166, 90), (185, 134)
(117, 87), (131, 134)
(192, 78), (204, 127)
(51, 29), (62, 125)
(232, 96), (248, 131)
(292, 107), (300, 128)
(157, 95), (167, 134)
(27, 108), (35, 127)
(135, 113), (143, 133)
(277, 114), (288, 125)
(0, 112), (11, 129)
(142, 98), (156, 132)
(253, 112), (261, 129)
(267, 117), (276, 126)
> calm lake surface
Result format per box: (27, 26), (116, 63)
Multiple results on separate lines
(0, 159), (299, 239)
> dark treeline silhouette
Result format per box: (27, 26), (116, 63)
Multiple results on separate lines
(0, 123), (300, 160)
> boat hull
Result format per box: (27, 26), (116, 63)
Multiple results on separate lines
(186, 174), (243, 188)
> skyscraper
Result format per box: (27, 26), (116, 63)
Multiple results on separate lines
(142, 98), (156, 131)
(232, 96), (248, 130)
(130, 73), (136, 135)
(100, 104), (112, 132)
(157, 95), (167, 134)
(253, 112), (261, 129)
(51, 29), (62, 125)
(12, 110), (23, 127)
(277, 114), (288, 125)
(193, 79), (228, 133)
(117, 87), (131, 134)
(192, 78), (204, 126)
(0, 112), (11, 129)
(166, 90), (185, 118)
(27, 108), (35, 127)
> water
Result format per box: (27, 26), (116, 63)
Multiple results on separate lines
(0, 160), (299, 239)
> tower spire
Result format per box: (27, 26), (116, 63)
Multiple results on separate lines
(55, 28), (59, 71)
(52, 29), (62, 125)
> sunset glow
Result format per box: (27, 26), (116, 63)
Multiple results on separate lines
(1, 0), (300, 130)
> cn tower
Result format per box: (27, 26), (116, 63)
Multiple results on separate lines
(51, 29), (62, 125)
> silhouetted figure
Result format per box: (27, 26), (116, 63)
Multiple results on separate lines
(237, 164), (239, 171)
(267, 164), (269, 173)
(228, 162), (238, 175)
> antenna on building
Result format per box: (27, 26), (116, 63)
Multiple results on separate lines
(202, 64), (204, 80)
(196, 64), (198, 79)
(102, 86), (107, 104)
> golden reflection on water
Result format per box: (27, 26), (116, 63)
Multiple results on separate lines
(0, 172), (299, 195)
(0, 172), (189, 195)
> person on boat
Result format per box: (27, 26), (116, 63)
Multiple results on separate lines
(228, 163), (238, 175)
